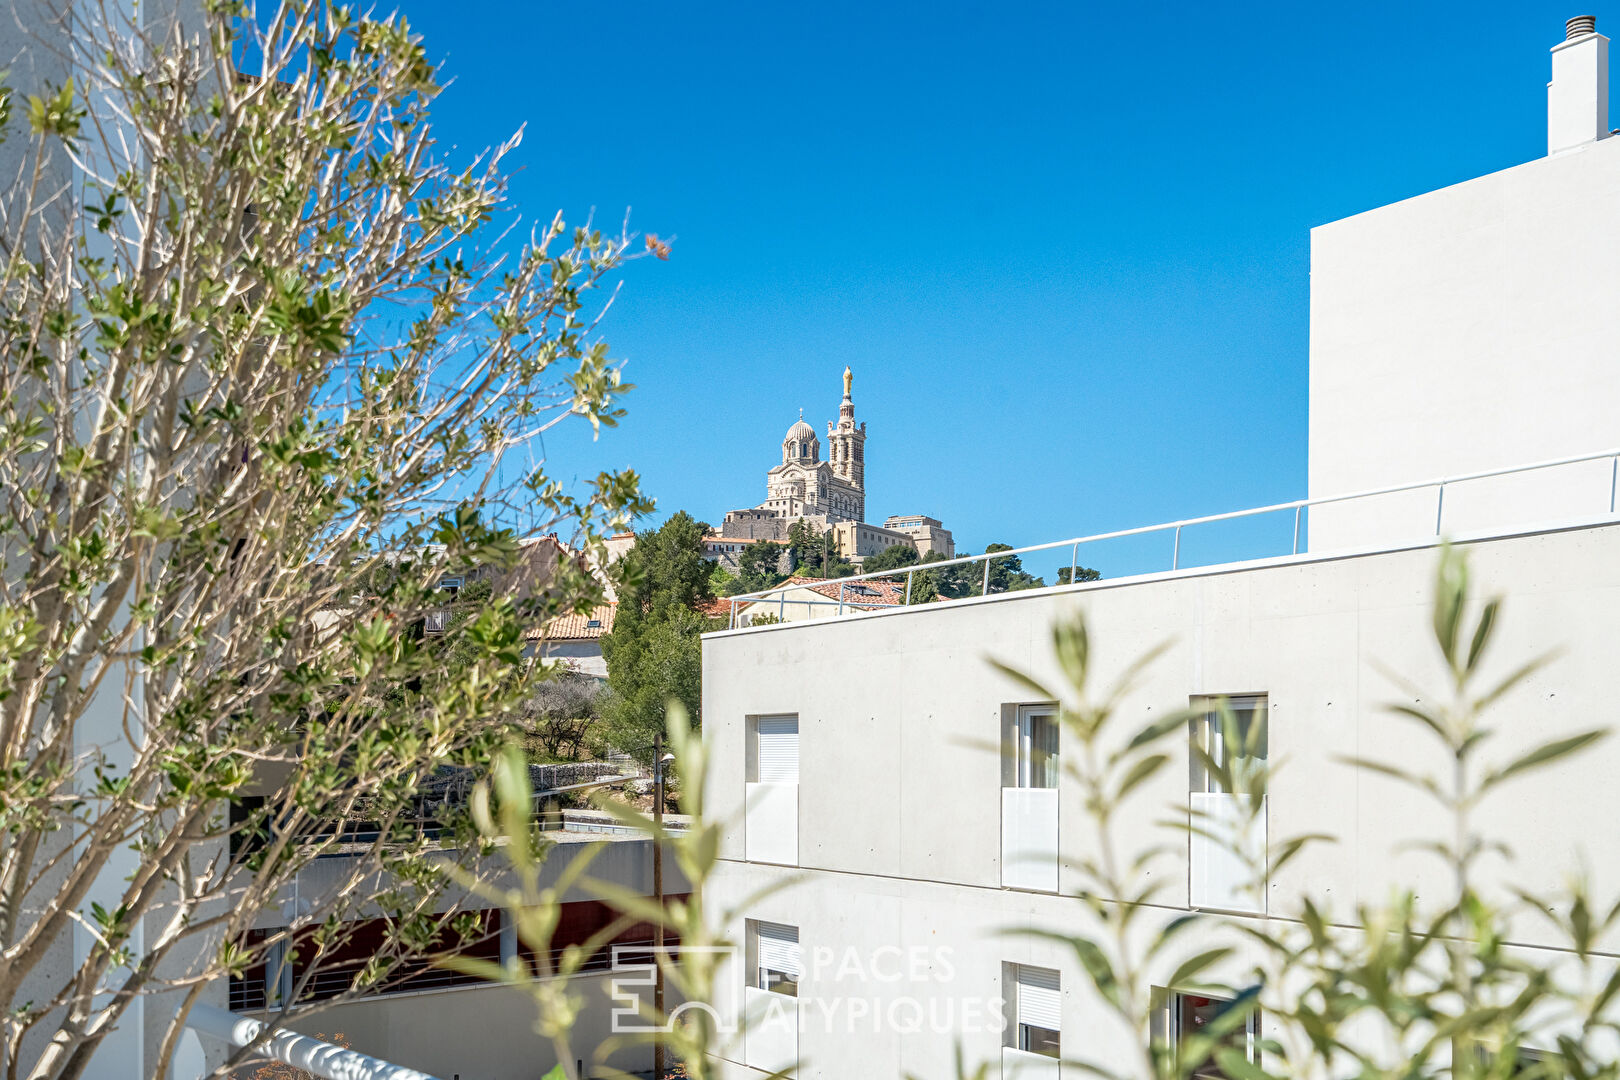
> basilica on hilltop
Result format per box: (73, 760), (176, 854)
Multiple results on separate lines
(710, 368), (955, 565)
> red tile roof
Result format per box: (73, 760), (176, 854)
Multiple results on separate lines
(525, 603), (616, 641)
(783, 576), (905, 606)
(698, 596), (736, 618)
(700, 576), (909, 621)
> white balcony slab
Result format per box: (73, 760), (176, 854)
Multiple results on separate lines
(1189, 793), (1266, 914)
(1003, 1046), (1062, 1079)
(743, 985), (799, 1075)
(745, 781), (798, 865)
(1001, 787), (1059, 893)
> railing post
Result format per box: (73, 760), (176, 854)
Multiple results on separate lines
(729, 598), (736, 630)
(838, 582), (845, 615)
(1292, 505), (1302, 555)
(1172, 525), (1182, 570)
(905, 568), (913, 604)
(778, 593), (786, 620)
(982, 557), (991, 596)
(1069, 542), (1078, 585)
(1611, 455), (1617, 514)
(1435, 482), (1446, 535)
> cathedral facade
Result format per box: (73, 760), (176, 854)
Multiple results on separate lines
(716, 369), (954, 563)
(760, 366), (867, 524)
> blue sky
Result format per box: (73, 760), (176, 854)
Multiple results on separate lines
(395, 1), (1609, 579)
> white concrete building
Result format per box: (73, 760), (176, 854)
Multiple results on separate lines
(1309, 18), (1620, 551)
(882, 514), (956, 558)
(700, 17), (1620, 1080)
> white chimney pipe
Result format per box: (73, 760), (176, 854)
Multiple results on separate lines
(1548, 15), (1609, 154)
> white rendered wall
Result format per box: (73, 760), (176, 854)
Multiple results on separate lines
(1308, 136), (1620, 551)
(702, 522), (1620, 1079)
(534, 640), (607, 678)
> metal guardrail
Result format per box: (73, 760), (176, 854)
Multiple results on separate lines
(725, 446), (1620, 629)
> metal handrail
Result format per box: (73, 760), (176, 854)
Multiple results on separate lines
(725, 445), (1620, 629)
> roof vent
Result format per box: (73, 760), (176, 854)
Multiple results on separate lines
(1567, 15), (1598, 39)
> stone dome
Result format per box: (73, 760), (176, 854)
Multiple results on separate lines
(784, 418), (818, 444)
(782, 415), (821, 464)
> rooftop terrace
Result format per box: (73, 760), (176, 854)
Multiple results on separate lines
(714, 444), (1620, 633)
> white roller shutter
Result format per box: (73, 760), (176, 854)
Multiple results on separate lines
(756, 922), (801, 977)
(1017, 965), (1062, 1031)
(757, 716), (799, 783)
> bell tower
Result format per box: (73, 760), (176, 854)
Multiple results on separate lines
(826, 366), (867, 503)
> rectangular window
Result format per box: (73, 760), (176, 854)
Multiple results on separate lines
(1013, 964), (1061, 1058)
(752, 921), (800, 997)
(1015, 705), (1059, 789)
(1190, 695), (1267, 793)
(754, 716), (799, 783)
(1174, 992), (1259, 1079)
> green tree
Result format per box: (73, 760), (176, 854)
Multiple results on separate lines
(599, 608), (705, 759)
(905, 569), (941, 604)
(862, 544), (921, 573)
(892, 545), (1096, 601)
(709, 560), (738, 596)
(517, 672), (606, 762)
(615, 511), (714, 621)
(906, 550), (968, 600)
(982, 542), (1045, 592)
(786, 518), (824, 572)
(785, 518), (855, 576)
(0, 3), (653, 1075)
(900, 544), (1042, 600)
(736, 539), (788, 592)
(823, 550), (858, 578)
(602, 513), (715, 759)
